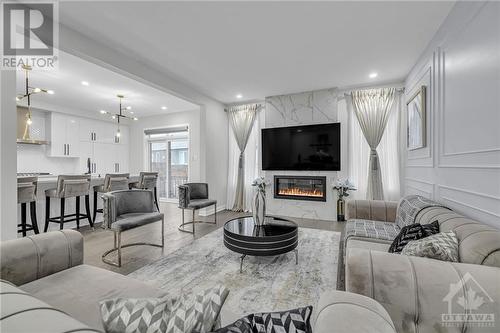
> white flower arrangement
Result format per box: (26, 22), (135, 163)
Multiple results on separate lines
(251, 176), (270, 192)
(333, 178), (356, 199)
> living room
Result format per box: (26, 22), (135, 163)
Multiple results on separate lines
(0, 1), (499, 333)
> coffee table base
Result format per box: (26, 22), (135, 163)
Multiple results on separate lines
(239, 249), (299, 273)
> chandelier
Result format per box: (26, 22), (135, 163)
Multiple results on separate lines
(100, 94), (138, 138)
(16, 65), (54, 140)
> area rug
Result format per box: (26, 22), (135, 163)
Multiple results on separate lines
(129, 227), (340, 321)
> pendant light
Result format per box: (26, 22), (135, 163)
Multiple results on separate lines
(16, 65), (54, 140)
(100, 95), (138, 141)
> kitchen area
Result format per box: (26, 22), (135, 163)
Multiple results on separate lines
(17, 104), (132, 232)
(14, 51), (199, 237)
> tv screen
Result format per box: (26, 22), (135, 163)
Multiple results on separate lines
(262, 123), (341, 171)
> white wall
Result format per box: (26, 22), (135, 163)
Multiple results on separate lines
(403, 1), (500, 228)
(0, 71), (18, 240)
(129, 109), (202, 183)
(263, 88), (340, 221)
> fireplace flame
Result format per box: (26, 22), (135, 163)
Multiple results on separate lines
(278, 187), (324, 197)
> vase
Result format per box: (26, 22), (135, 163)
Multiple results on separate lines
(337, 197), (345, 221)
(252, 189), (266, 226)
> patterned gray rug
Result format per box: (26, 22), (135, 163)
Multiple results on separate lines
(129, 227), (340, 321)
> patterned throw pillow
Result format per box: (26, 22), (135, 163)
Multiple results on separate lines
(100, 284), (229, 333)
(388, 221), (440, 253)
(213, 306), (313, 333)
(401, 231), (459, 262)
(252, 306), (313, 333)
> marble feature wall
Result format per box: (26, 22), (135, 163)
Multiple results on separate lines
(264, 88), (339, 221)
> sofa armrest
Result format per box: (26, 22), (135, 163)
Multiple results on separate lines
(345, 248), (500, 333)
(345, 200), (397, 222)
(313, 290), (396, 333)
(0, 230), (83, 286)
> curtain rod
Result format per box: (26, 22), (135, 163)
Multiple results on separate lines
(342, 87), (405, 97)
(224, 103), (263, 112)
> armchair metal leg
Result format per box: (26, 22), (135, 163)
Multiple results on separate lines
(102, 220), (165, 267)
(178, 204), (217, 234)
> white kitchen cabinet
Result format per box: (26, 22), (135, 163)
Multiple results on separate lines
(46, 113), (79, 158)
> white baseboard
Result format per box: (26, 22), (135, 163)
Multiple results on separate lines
(198, 204), (226, 217)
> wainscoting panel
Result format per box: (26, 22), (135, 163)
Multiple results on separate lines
(403, 2), (500, 229)
(437, 185), (500, 227)
(405, 57), (434, 167)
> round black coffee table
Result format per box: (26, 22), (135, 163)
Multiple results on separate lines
(223, 216), (298, 272)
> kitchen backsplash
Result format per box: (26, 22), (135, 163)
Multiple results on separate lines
(17, 144), (80, 174)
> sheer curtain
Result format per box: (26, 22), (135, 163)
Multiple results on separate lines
(346, 93), (401, 201)
(226, 110), (262, 211)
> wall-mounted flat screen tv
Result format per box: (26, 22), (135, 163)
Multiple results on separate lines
(261, 123), (341, 171)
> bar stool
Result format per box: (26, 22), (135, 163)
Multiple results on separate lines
(93, 173), (130, 222)
(129, 172), (160, 211)
(44, 175), (93, 231)
(17, 176), (40, 236)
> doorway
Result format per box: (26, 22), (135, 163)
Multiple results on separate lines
(147, 128), (189, 201)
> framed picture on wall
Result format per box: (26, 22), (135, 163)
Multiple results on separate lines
(406, 85), (426, 150)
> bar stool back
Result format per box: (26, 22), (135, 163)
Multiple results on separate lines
(130, 172), (159, 211)
(44, 175), (93, 232)
(17, 176), (39, 236)
(93, 173), (130, 221)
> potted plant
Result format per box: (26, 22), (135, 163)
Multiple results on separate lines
(333, 179), (356, 221)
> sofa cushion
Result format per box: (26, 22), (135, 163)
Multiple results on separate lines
(415, 206), (500, 267)
(345, 248), (500, 333)
(112, 212), (164, 231)
(20, 264), (163, 331)
(187, 199), (217, 210)
(345, 219), (401, 244)
(100, 284), (228, 333)
(388, 221), (439, 253)
(1, 280), (99, 333)
(401, 231), (459, 262)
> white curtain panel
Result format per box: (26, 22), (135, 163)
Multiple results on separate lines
(346, 93), (401, 201)
(351, 88), (396, 200)
(226, 104), (260, 211)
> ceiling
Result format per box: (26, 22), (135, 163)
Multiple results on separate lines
(58, 1), (454, 104)
(16, 51), (198, 120)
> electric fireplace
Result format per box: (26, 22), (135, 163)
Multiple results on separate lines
(274, 176), (327, 202)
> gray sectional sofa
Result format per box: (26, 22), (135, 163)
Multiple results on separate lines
(0, 230), (397, 333)
(343, 196), (500, 333)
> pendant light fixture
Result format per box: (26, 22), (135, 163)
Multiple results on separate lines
(16, 65), (54, 140)
(100, 94), (138, 141)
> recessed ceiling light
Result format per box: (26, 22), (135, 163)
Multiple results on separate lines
(47, 90), (55, 95)
(126, 106), (132, 110)
(161, 106), (167, 110)
(81, 81), (89, 86)
(369, 72), (378, 78)
(33, 88), (41, 93)
(100, 110), (107, 114)
(111, 115), (116, 119)
(236, 94), (243, 99)
(133, 117), (138, 121)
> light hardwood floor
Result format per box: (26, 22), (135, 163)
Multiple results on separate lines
(77, 202), (346, 276)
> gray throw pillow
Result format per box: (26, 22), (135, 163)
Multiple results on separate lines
(100, 284), (229, 333)
(401, 231), (459, 262)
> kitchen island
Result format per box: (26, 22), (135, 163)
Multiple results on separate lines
(17, 174), (140, 234)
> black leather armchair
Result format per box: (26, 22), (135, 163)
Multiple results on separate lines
(178, 183), (217, 234)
